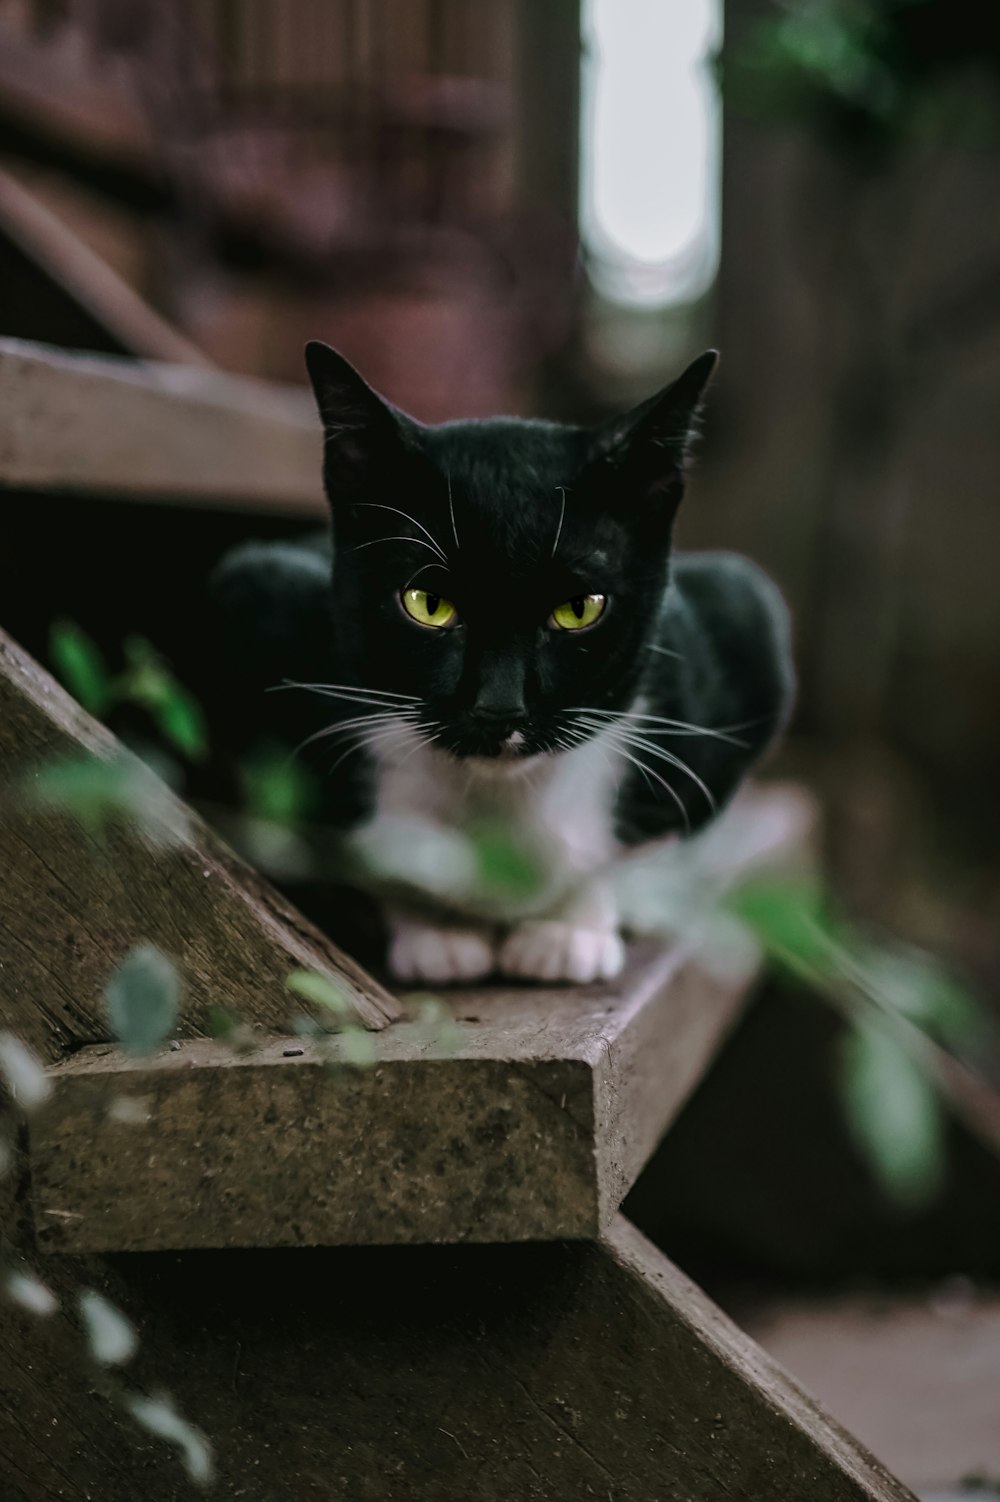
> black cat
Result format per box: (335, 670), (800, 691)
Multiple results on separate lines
(211, 342), (794, 984)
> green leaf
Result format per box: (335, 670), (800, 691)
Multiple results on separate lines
(78, 1290), (138, 1365)
(204, 1005), (239, 1040)
(285, 969), (353, 1019)
(853, 943), (983, 1051)
(30, 755), (130, 821)
(340, 1025), (377, 1068)
(240, 747), (316, 824)
(838, 1022), (946, 1209)
(0, 1033), (52, 1111)
(26, 752), (182, 846)
(123, 1393), (213, 1486)
(119, 639), (208, 762)
(153, 686), (208, 762)
(411, 994), (461, 1054)
(726, 876), (836, 976)
(105, 945), (180, 1055)
(49, 620), (112, 716)
(472, 825), (543, 899)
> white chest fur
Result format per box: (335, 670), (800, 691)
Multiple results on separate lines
(352, 718), (627, 922)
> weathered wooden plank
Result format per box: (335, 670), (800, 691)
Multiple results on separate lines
(0, 336), (324, 513)
(0, 1204), (917, 1499)
(0, 627), (398, 1054)
(0, 168), (211, 366)
(29, 941), (751, 1249)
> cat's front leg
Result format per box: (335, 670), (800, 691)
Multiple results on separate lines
(387, 909), (496, 984)
(498, 881), (625, 985)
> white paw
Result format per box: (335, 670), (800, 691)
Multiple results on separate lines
(498, 921), (626, 985)
(388, 920), (495, 984)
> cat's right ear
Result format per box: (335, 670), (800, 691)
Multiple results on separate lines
(587, 350), (719, 517)
(304, 341), (408, 496)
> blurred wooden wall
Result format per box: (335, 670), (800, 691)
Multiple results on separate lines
(0, 0), (582, 414)
(680, 35), (1000, 821)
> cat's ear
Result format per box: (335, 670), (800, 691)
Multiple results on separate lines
(304, 341), (411, 496)
(590, 350), (719, 511)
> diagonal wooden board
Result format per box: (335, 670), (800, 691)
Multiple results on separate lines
(0, 626), (398, 1057)
(29, 940), (753, 1249)
(0, 1202), (918, 1501)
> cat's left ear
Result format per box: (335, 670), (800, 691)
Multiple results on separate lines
(589, 349), (719, 510)
(305, 341), (414, 498)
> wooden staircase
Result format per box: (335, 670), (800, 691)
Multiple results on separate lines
(0, 337), (917, 1500)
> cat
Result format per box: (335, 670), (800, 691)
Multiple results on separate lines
(210, 341), (795, 986)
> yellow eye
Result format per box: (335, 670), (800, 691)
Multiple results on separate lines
(549, 594), (607, 631)
(400, 588), (458, 629)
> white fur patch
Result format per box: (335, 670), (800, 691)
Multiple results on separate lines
(498, 920), (625, 984)
(388, 915), (495, 984)
(364, 718), (627, 923)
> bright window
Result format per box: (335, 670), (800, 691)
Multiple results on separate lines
(580, 0), (723, 308)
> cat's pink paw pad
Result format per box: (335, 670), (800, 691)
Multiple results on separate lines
(389, 923), (494, 984)
(498, 921), (625, 984)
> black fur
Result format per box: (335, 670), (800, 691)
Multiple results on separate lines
(211, 343), (794, 843)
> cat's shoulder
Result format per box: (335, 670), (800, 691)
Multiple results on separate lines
(671, 548), (785, 615)
(668, 549), (791, 658)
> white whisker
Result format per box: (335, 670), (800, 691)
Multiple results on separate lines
(551, 486), (567, 560)
(570, 714), (693, 831)
(575, 715), (715, 815)
(565, 706), (748, 748)
(273, 680), (421, 704)
(602, 735), (689, 831)
(387, 720), (444, 772)
(353, 504), (448, 563)
(327, 719), (421, 777)
(292, 709), (419, 761)
(352, 535), (450, 564)
(404, 561), (450, 592)
(447, 470), (460, 552)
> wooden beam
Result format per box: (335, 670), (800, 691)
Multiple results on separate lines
(30, 940), (751, 1249)
(0, 627), (398, 1058)
(0, 18), (153, 174)
(0, 337), (324, 514)
(0, 1208), (917, 1499)
(0, 168), (212, 367)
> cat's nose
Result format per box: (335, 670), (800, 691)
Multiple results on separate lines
(473, 703), (524, 723)
(472, 656), (526, 720)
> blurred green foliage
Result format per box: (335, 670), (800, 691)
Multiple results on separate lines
(726, 0), (1000, 147)
(725, 872), (983, 1207)
(105, 945), (180, 1055)
(240, 744), (317, 825)
(285, 969), (378, 1066)
(285, 968), (353, 1019)
(49, 618), (112, 716)
(49, 621), (207, 763)
(838, 1020), (945, 1206)
(25, 751), (183, 846)
(471, 822), (544, 899)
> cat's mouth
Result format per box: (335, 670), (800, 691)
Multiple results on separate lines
(439, 719), (541, 762)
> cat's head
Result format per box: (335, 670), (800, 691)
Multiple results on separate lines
(306, 341), (717, 762)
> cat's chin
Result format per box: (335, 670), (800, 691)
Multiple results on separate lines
(450, 741), (554, 777)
